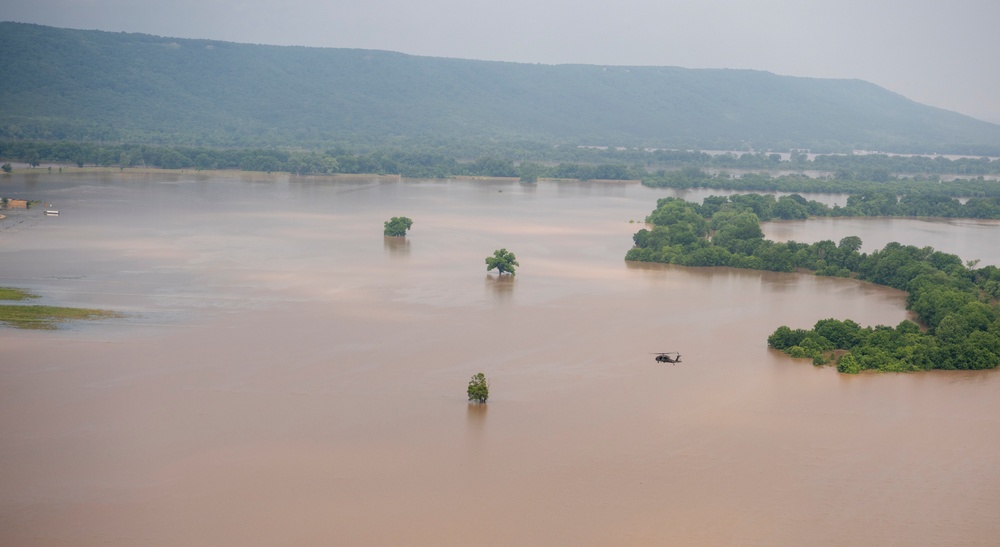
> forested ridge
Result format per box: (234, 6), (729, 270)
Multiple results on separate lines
(627, 194), (1000, 372)
(4, 22), (1000, 154)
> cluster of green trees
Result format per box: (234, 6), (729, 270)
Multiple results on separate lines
(682, 191), (1000, 221)
(467, 373), (489, 403)
(627, 195), (836, 271)
(626, 194), (1000, 372)
(769, 299), (1000, 373)
(626, 193), (1000, 276)
(383, 217), (414, 237)
(486, 249), (519, 275)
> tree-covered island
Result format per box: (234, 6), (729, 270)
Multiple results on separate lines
(626, 193), (1000, 373)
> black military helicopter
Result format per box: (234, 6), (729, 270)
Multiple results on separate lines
(652, 352), (682, 364)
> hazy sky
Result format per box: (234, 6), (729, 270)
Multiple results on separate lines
(6, 0), (1000, 123)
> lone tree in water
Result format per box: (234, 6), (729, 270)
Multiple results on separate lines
(383, 216), (413, 237)
(467, 372), (489, 403)
(486, 248), (519, 275)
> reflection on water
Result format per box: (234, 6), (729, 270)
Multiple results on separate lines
(1, 173), (999, 546)
(484, 274), (515, 301)
(383, 235), (410, 256)
(466, 401), (488, 427)
(466, 402), (488, 456)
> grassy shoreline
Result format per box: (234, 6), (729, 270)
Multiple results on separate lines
(0, 287), (124, 330)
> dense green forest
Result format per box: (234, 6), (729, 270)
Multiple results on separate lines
(4, 22), (1000, 154)
(626, 194), (1000, 372)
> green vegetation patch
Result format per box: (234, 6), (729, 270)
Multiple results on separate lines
(0, 287), (41, 301)
(627, 194), (1000, 372)
(467, 372), (489, 403)
(0, 304), (124, 330)
(383, 216), (413, 237)
(0, 287), (124, 329)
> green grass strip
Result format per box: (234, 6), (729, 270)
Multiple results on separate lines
(0, 304), (124, 329)
(0, 287), (41, 301)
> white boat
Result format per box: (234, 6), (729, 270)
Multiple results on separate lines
(44, 210), (59, 216)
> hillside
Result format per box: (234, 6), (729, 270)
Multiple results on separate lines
(3, 22), (1000, 154)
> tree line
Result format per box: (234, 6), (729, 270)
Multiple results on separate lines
(0, 139), (645, 180)
(643, 168), (1000, 198)
(626, 194), (1000, 372)
(3, 139), (1000, 188)
(691, 191), (1000, 221)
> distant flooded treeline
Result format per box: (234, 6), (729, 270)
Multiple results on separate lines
(644, 168), (1000, 198)
(3, 139), (1000, 183)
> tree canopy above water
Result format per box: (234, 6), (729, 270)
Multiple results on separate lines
(467, 373), (489, 403)
(486, 249), (519, 276)
(383, 216), (413, 237)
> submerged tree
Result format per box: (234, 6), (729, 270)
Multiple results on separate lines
(383, 216), (413, 237)
(486, 248), (519, 275)
(467, 372), (489, 403)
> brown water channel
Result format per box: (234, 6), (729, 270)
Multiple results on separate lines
(2, 172), (1000, 545)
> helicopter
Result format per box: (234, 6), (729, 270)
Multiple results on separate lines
(652, 352), (682, 364)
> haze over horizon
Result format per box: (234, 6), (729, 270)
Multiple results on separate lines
(4, 0), (999, 125)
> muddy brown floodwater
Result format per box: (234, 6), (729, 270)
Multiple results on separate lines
(2, 172), (1000, 546)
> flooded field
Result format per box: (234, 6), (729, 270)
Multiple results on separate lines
(2, 172), (1000, 545)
